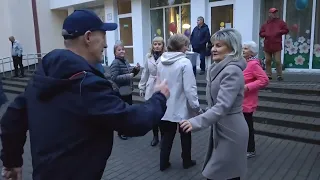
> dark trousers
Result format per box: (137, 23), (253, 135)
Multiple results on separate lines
(193, 48), (206, 72)
(244, 112), (255, 152)
(12, 56), (24, 76)
(119, 94), (132, 136)
(152, 125), (161, 137)
(159, 120), (192, 166)
(208, 177), (240, 180)
(192, 66), (197, 77)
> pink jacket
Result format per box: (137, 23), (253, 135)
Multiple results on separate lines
(243, 59), (269, 113)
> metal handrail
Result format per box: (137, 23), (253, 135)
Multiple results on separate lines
(0, 53), (47, 78)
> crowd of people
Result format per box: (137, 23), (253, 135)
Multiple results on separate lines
(0, 7), (286, 180)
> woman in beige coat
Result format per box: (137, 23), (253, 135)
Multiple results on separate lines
(180, 28), (249, 180)
(138, 37), (165, 146)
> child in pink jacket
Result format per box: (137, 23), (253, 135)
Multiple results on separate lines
(242, 41), (269, 158)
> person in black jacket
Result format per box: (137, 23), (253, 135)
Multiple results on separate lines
(190, 16), (211, 75)
(0, 9), (169, 180)
(110, 42), (140, 140)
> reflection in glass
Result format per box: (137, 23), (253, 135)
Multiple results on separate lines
(210, 5), (233, 34)
(117, 0), (132, 14)
(312, 2), (320, 69)
(151, 9), (164, 39)
(181, 5), (191, 38)
(119, 17), (133, 46)
(150, 0), (190, 8)
(283, 0), (313, 69)
(125, 48), (134, 63)
(165, 6), (180, 41)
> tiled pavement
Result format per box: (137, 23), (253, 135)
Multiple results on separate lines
(1, 95), (320, 180)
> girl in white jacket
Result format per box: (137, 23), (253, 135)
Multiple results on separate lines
(138, 36), (166, 146)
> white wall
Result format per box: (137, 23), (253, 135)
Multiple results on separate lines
(234, 0), (258, 42)
(190, 0), (207, 31)
(104, 0), (118, 65)
(37, 0), (68, 53)
(0, 0), (13, 59)
(132, 0), (151, 66)
(50, 0), (96, 9)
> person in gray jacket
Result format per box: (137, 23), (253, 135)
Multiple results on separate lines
(110, 42), (140, 140)
(157, 34), (202, 171)
(180, 28), (249, 180)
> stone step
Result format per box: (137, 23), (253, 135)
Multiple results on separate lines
(2, 76), (31, 83)
(133, 77), (320, 96)
(132, 82), (320, 105)
(2, 80), (28, 88)
(254, 123), (320, 145)
(3, 85), (24, 94)
(133, 96), (320, 144)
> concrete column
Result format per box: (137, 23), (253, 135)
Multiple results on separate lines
(234, 0), (260, 42)
(67, 7), (74, 15)
(131, 0), (150, 66)
(190, 0), (207, 30)
(104, 0), (118, 65)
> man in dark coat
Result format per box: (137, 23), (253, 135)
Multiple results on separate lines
(0, 9), (169, 180)
(190, 16), (211, 75)
(260, 7), (289, 81)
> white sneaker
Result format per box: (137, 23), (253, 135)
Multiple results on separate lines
(247, 151), (256, 158)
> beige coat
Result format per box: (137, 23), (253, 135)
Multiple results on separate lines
(138, 54), (160, 100)
(189, 56), (249, 180)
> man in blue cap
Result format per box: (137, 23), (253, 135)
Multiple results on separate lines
(1, 10), (169, 180)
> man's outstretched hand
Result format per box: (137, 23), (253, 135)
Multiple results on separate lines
(2, 167), (22, 180)
(154, 77), (170, 99)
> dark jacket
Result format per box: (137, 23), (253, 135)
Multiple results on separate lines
(190, 23), (211, 50)
(259, 18), (289, 53)
(0, 49), (167, 180)
(110, 58), (136, 88)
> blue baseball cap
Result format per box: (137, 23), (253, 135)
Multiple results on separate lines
(62, 9), (117, 39)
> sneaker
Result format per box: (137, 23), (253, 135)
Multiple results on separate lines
(277, 76), (283, 81)
(247, 151), (256, 158)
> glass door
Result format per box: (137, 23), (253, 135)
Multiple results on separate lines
(208, 0), (234, 35)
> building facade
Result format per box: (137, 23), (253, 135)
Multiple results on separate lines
(1, 0), (319, 72)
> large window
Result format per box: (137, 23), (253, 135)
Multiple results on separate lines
(117, 0), (134, 63)
(312, 1), (320, 69)
(151, 0), (190, 8)
(260, 0), (318, 70)
(150, 0), (191, 43)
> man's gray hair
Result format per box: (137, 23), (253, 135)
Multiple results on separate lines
(197, 16), (204, 22)
(243, 41), (259, 56)
(211, 28), (243, 60)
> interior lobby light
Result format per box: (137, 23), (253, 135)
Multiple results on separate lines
(182, 24), (191, 29)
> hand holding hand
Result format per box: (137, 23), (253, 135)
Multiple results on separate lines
(154, 77), (170, 99)
(2, 167), (22, 180)
(139, 90), (145, 97)
(180, 120), (193, 133)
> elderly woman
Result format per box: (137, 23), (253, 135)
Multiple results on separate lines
(139, 36), (166, 147)
(110, 42), (140, 140)
(242, 41), (269, 158)
(157, 34), (201, 171)
(180, 28), (248, 180)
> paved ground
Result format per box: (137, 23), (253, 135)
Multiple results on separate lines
(0, 95), (320, 180)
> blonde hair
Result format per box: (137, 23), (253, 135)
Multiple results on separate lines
(167, 34), (190, 52)
(211, 28), (243, 60)
(114, 40), (124, 55)
(148, 36), (166, 58)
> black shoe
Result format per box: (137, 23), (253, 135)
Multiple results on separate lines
(268, 76), (272, 80)
(19, 75), (25, 78)
(160, 162), (171, 171)
(277, 76), (283, 81)
(118, 134), (128, 140)
(199, 71), (205, 75)
(12, 75), (18, 78)
(183, 160), (196, 169)
(151, 136), (159, 147)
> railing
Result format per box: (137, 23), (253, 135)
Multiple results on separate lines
(0, 53), (47, 78)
